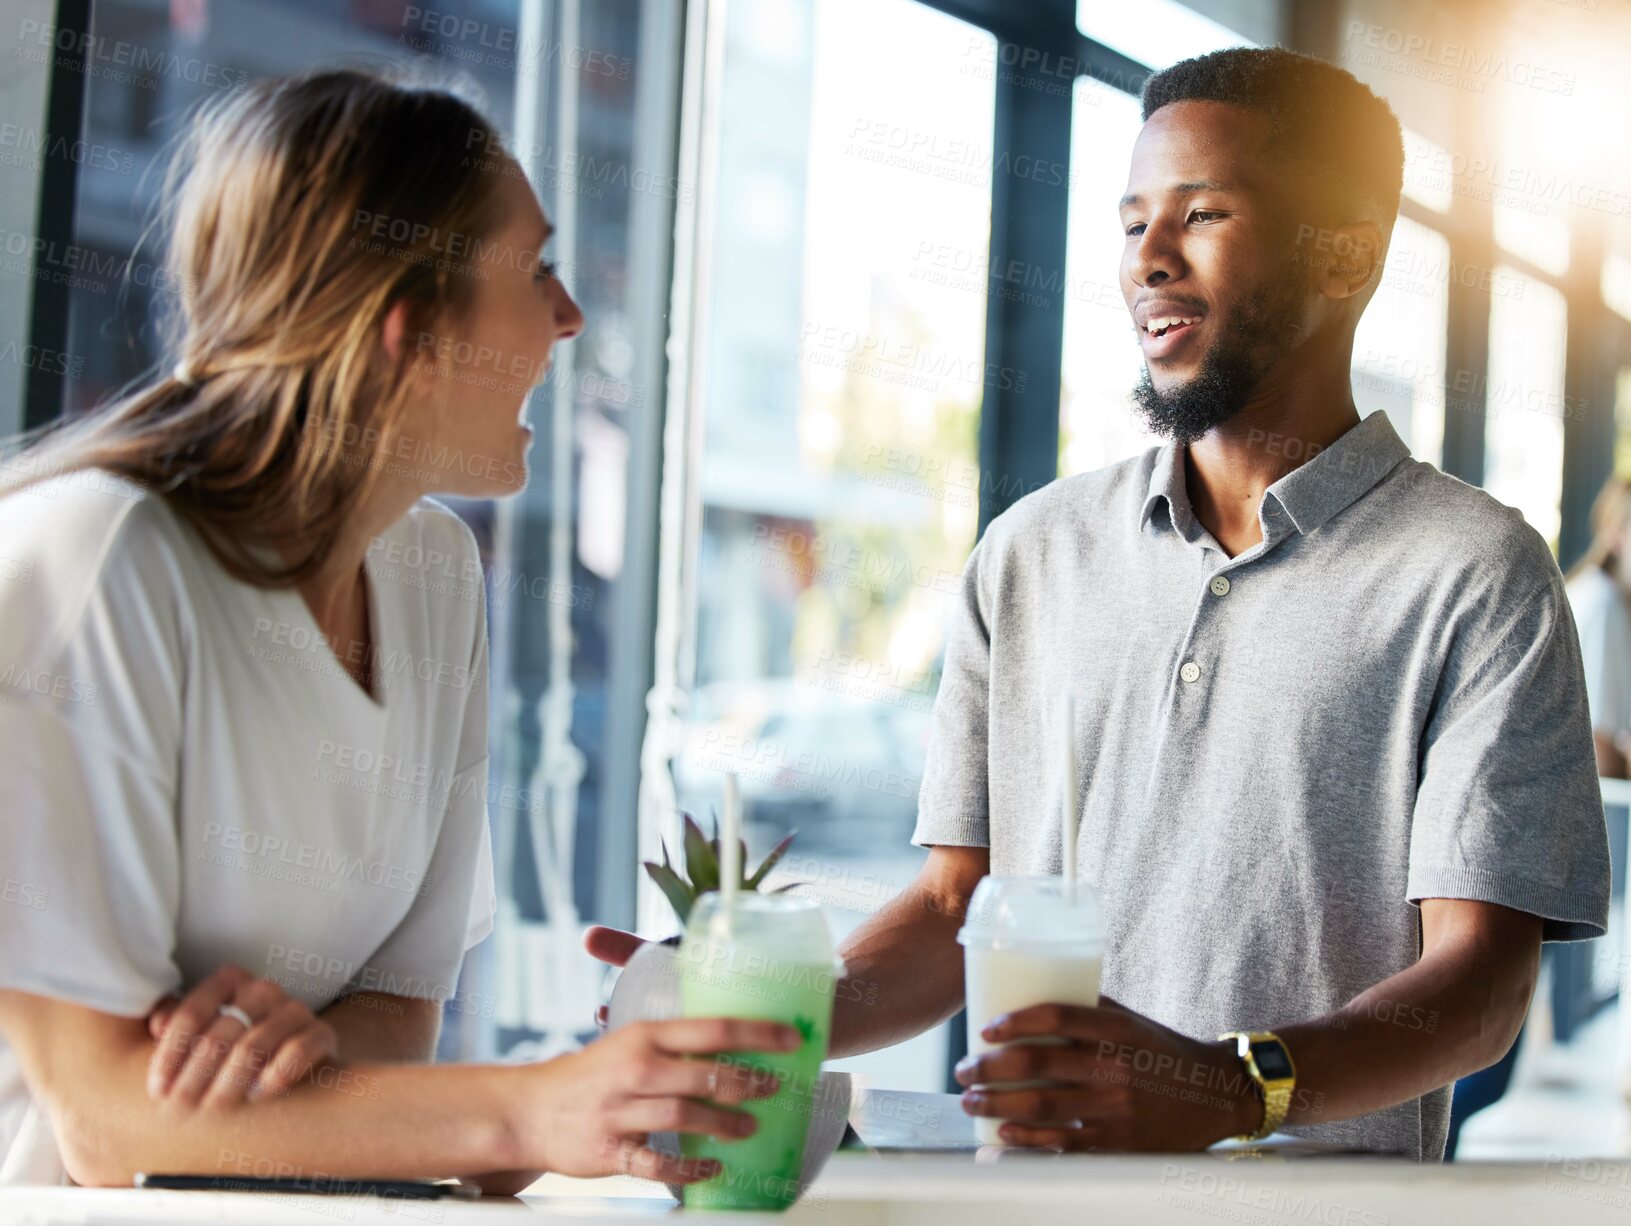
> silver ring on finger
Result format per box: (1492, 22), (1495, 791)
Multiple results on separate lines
(705, 1063), (720, 1098)
(217, 1003), (255, 1029)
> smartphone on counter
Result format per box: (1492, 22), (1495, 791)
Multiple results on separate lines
(135, 1172), (481, 1199)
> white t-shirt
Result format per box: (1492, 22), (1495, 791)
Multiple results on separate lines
(0, 470), (497, 1184)
(1566, 565), (1631, 736)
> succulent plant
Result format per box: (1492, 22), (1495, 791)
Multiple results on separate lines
(643, 813), (797, 926)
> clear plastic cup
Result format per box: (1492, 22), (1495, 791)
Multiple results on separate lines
(678, 893), (841, 1210)
(958, 876), (1106, 1146)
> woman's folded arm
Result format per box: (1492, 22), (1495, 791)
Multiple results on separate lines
(0, 987), (800, 1190)
(0, 988), (524, 1187)
(318, 992), (442, 1064)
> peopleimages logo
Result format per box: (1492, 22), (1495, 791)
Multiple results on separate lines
(16, 18), (250, 90)
(0, 340), (84, 379)
(1, 878), (49, 911)
(1343, 21), (1575, 95)
(200, 822), (429, 897)
(1158, 1166), (1389, 1226)
(250, 616), (479, 691)
(798, 321), (1027, 393)
(399, 5), (632, 78)
(262, 944), (491, 1018)
(747, 522), (962, 596)
(464, 129), (693, 203)
(693, 727), (916, 801)
(0, 663), (97, 706)
(0, 224), (195, 295)
(844, 118), (1075, 190)
(0, 122), (133, 174)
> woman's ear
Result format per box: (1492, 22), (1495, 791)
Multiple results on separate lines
(381, 299), (415, 364)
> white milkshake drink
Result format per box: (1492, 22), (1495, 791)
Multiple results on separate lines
(958, 876), (1106, 1146)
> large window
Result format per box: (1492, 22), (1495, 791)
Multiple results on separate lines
(1352, 217), (1451, 465)
(1060, 10), (1252, 478)
(1484, 270), (1568, 550)
(1058, 76), (1149, 476)
(1076, 0), (1260, 70)
(474, 0), (675, 1062)
(666, 0), (995, 1090)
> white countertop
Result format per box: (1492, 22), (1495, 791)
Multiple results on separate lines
(7, 1088), (1630, 1225)
(8, 1151), (1631, 1226)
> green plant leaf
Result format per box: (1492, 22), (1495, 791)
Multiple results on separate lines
(706, 815), (726, 882)
(644, 860), (697, 925)
(746, 831), (797, 889)
(709, 821), (749, 890)
(682, 814), (718, 894)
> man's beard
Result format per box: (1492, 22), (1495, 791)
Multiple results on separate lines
(1131, 275), (1307, 445)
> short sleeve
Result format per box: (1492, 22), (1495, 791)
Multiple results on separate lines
(913, 535), (993, 848)
(0, 498), (187, 1017)
(359, 561), (497, 1001)
(1408, 578), (1612, 942)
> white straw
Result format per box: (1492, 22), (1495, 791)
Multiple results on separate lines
(1061, 693), (1077, 891)
(720, 772), (742, 912)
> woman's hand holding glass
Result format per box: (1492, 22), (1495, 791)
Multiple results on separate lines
(145, 963), (338, 1109)
(143, 963), (798, 1188)
(525, 1017), (798, 1184)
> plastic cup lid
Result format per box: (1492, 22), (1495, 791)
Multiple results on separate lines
(683, 891), (840, 966)
(957, 875), (1106, 949)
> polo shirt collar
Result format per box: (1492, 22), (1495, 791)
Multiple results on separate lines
(1263, 411), (1411, 535)
(1140, 440), (1191, 533)
(1140, 411), (1411, 539)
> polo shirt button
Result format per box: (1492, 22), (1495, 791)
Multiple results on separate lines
(1180, 661), (1201, 683)
(1209, 575), (1231, 597)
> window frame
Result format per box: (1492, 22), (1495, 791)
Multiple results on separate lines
(18, 0), (91, 435)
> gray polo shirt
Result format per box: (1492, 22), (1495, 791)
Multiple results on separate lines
(914, 410), (1610, 1161)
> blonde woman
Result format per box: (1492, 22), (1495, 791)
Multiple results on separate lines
(0, 68), (793, 1190)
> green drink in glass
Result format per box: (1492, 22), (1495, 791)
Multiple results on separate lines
(679, 892), (839, 1211)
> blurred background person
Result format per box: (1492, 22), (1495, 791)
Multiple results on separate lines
(1567, 476), (1631, 779)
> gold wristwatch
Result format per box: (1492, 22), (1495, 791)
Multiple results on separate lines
(1218, 1031), (1296, 1142)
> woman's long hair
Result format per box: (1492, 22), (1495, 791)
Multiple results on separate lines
(1, 66), (510, 587)
(1566, 475), (1631, 584)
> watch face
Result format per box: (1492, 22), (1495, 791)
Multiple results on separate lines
(1251, 1040), (1292, 1079)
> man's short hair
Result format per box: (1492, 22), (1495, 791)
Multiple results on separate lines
(1140, 47), (1405, 230)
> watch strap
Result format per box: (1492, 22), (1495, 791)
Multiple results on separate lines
(1218, 1030), (1295, 1142)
